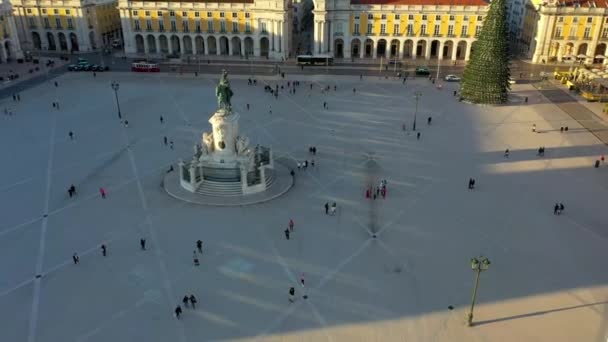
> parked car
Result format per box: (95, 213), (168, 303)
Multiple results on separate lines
(444, 74), (461, 82)
(67, 64), (81, 71)
(415, 67), (430, 76)
(508, 77), (516, 84)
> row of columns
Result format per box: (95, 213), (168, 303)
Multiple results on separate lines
(137, 34), (262, 56)
(346, 39), (472, 61)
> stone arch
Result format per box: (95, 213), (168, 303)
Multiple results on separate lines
(183, 36), (193, 54)
(443, 40), (454, 59)
(135, 34), (144, 53)
(430, 39), (440, 58)
(170, 35), (180, 54)
(32, 32), (42, 50)
(159, 35), (169, 53)
(389, 39), (399, 58)
(260, 37), (269, 57)
(147, 34), (157, 53)
(416, 40), (427, 58)
(595, 43), (606, 56)
(219, 36), (229, 55)
(376, 39), (387, 57)
(403, 39), (413, 57)
(231, 36), (241, 56)
(69, 32), (78, 52)
(89, 31), (96, 50)
(58, 32), (68, 51)
(244, 36), (254, 56)
(208, 36), (217, 55)
(564, 42), (575, 56)
(46, 32), (56, 50)
(351, 38), (361, 58)
(195, 35), (204, 54)
(456, 41), (467, 60)
(549, 42), (560, 57)
(577, 43), (588, 56)
(334, 38), (344, 58)
(364, 38), (373, 58)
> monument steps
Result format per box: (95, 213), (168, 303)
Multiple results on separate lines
(194, 170), (276, 197)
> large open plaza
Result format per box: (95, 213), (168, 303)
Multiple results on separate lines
(0, 70), (607, 341)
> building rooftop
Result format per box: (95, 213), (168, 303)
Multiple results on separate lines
(350, 0), (489, 5)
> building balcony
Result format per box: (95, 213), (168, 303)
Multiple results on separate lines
(260, 30), (268, 35)
(208, 29), (214, 33)
(447, 34), (456, 37)
(419, 33), (428, 37)
(379, 32), (388, 36)
(353, 31), (360, 36)
(134, 28), (141, 31)
(159, 28), (165, 32)
(553, 35), (563, 39)
(146, 28), (153, 32)
(583, 36), (592, 40)
(601, 35), (608, 40)
(170, 28), (177, 32)
(433, 33), (442, 37)
(334, 32), (343, 36)
(219, 29), (227, 33)
(568, 36), (577, 40)
(393, 32), (400, 36)
(232, 29), (238, 34)
(183, 29), (190, 33)
(195, 28), (201, 33)
(245, 29), (252, 34)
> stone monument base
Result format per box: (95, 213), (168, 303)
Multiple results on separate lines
(163, 162), (294, 206)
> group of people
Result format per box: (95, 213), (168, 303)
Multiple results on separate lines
(175, 294), (198, 319)
(365, 179), (388, 200)
(553, 203), (565, 215)
(537, 146), (546, 156)
(467, 178), (477, 190)
(324, 202), (338, 215)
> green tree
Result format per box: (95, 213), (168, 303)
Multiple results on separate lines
(460, 0), (510, 104)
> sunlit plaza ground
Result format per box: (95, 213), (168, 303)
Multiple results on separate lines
(1, 70), (607, 342)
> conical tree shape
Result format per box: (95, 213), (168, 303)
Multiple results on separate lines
(460, 0), (510, 104)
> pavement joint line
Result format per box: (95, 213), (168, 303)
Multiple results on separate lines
(75, 296), (150, 342)
(27, 99), (58, 342)
(312, 238), (372, 292)
(0, 199), (191, 299)
(120, 121), (187, 342)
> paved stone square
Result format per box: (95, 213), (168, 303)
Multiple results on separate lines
(0, 71), (607, 342)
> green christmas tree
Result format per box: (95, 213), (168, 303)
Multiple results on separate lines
(460, 0), (510, 104)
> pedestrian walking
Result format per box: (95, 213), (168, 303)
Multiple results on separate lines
(353, 88), (356, 94)
(453, 90), (457, 96)
(323, 101), (327, 109)
(69, 131), (74, 140)
(284, 228), (290, 240)
(140, 238), (146, 250)
(99, 187), (106, 198)
(417, 132), (421, 140)
(324, 202), (329, 214)
(54, 81), (58, 87)
(427, 116), (432, 125)
(170, 141), (174, 149)
(160, 115), (164, 124)
(601, 155), (605, 163)
(12, 94), (16, 101)
(289, 219), (294, 232)
(311, 159), (315, 167)
(524, 96), (528, 103)
(360, 74), (363, 80)
(175, 306), (182, 319)
(124, 120), (129, 127)
(532, 124), (536, 133)
(246, 103), (250, 110)
(553, 203), (559, 215)
(193, 251), (200, 266)
(182, 295), (189, 308)
(196, 239), (203, 254)
(72, 253), (79, 264)
(504, 149), (510, 158)
(68, 184), (76, 197)
(289, 287), (295, 303)
(164, 136), (168, 145)
(300, 274), (305, 287)
(189, 295), (197, 309)
(101, 244), (107, 256)
(93, 72), (97, 78)
(560, 127), (564, 132)
(559, 203), (565, 214)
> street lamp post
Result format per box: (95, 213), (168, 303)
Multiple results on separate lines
(467, 256), (491, 326)
(413, 91), (422, 131)
(110, 81), (122, 120)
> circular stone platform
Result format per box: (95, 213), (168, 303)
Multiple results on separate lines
(163, 161), (294, 206)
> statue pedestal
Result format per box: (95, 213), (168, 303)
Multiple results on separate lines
(209, 110), (239, 160)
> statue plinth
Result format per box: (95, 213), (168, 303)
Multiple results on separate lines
(209, 111), (239, 158)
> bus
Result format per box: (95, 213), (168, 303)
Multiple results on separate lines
(131, 61), (160, 72)
(296, 55), (334, 66)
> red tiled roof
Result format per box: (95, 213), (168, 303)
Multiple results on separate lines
(351, 0), (488, 5)
(554, 0), (608, 8)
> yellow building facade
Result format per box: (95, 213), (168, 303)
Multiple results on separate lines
(118, 0), (291, 58)
(317, 0), (489, 61)
(0, 1), (23, 61)
(11, 0), (121, 53)
(530, 2), (608, 64)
